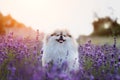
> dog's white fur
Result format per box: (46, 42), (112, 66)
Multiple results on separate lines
(42, 29), (79, 71)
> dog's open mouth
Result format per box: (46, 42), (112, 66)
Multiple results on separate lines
(56, 39), (66, 43)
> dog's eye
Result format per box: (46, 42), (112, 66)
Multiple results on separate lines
(56, 34), (59, 36)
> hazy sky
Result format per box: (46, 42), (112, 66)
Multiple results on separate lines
(0, 0), (120, 38)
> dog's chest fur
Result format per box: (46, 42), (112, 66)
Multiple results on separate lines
(44, 42), (76, 64)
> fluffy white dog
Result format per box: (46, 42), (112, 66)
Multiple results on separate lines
(42, 29), (79, 71)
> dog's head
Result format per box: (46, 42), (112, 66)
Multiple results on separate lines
(46, 29), (73, 44)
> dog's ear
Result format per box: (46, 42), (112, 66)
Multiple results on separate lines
(50, 33), (56, 36)
(67, 34), (72, 38)
(66, 31), (72, 38)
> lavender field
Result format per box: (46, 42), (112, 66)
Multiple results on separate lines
(0, 32), (120, 80)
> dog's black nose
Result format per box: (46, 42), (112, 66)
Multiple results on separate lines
(60, 35), (63, 39)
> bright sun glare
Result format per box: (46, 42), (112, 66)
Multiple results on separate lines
(0, 0), (119, 38)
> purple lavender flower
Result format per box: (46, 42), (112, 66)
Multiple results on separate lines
(0, 32), (120, 80)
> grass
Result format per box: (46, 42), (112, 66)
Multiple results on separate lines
(78, 36), (120, 46)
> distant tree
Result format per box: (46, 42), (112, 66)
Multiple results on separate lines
(0, 12), (27, 35)
(91, 16), (120, 36)
(0, 13), (5, 35)
(0, 12), (44, 39)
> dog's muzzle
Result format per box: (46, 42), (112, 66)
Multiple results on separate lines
(56, 36), (66, 43)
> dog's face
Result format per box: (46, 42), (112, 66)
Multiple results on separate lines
(46, 30), (72, 44)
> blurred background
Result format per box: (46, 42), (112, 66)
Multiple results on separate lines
(0, 0), (120, 44)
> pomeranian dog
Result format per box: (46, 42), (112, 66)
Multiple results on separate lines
(42, 29), (79, 71)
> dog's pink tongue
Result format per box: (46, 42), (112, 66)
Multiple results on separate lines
(59, 40), (63, 43)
